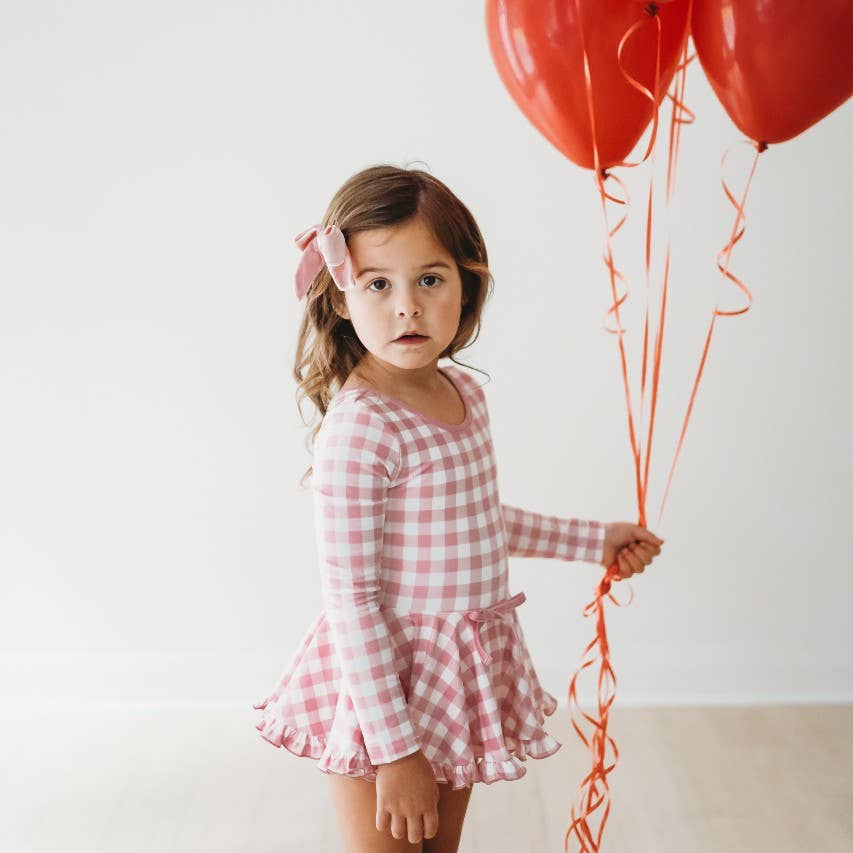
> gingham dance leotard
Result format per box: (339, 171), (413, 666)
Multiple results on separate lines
(253, 363), (606, 789)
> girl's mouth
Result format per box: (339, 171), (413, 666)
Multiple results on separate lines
(395, 334), (428, 344)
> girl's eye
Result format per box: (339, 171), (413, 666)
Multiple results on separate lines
(367, 274), (442, 292)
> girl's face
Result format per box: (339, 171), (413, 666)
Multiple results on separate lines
(336, 216), (464, 377)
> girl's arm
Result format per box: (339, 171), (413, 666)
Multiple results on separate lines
(312, 400), (421, 766)
(500, 502), (606, 564)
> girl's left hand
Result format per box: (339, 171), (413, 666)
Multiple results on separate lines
(601, 522), (664, 578)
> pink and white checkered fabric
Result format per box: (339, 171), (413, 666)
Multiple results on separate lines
(253, 364), (606, 789)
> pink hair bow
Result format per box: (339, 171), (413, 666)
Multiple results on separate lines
(294, 224), (357, 300)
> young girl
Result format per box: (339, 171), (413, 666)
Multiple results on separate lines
(253, 165), (663, 852)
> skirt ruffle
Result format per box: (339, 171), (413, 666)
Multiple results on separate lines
(253, 606), (562, 790)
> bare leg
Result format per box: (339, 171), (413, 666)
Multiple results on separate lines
(328, 773), (424, 853)
(422, 782), (473, 853)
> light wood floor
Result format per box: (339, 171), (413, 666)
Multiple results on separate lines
(2, 705), (851, 852)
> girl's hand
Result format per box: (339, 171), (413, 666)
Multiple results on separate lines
(375, 749), (439, 844)
(601, 522), (664, 578)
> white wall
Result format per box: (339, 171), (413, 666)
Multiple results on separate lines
(1, 0), (850, 710)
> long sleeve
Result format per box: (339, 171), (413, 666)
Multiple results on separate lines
(311, 399), (421, 766)
(500, 502), (606, 564)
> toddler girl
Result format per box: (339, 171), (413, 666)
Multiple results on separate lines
(253, 165), (663, 852)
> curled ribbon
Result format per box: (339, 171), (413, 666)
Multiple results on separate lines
(294, 224), (358, 300)
(565, 2), (695, 851)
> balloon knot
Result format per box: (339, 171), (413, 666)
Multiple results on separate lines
(646, 3), (659, 15)
(757, 140), (768, 153)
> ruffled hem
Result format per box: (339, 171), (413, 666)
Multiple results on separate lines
(253, 605), (563, 789)
(253, 689), (562, 791)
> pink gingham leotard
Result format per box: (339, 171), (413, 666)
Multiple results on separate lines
(253, 363), (606, 789)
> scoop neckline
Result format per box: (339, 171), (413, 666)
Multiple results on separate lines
(332, 365), (472, 432)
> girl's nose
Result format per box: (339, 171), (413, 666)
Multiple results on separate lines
(395, 288), (422, 314)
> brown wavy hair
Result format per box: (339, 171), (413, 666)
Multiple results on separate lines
(294, 163), (494, 488)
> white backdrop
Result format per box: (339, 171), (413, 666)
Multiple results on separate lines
(1, 1), (850, 711)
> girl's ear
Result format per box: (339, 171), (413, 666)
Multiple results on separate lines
(331, 290), (350, 321)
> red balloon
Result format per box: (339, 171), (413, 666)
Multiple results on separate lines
(485, 0), (691, 170)
(691, 0), (853, 145)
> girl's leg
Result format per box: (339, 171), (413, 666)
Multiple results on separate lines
(422, 782), (473, 853)
(327, 773), (424, 853)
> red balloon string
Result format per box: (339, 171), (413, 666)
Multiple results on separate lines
(612, 9), (664, 169)
(655, 135), (764, 526)
(564, 573), (634, 852)
(664, 45), (696, 201)
(564, 2), (694, 851)
(641, 41), (696, 510)
(564, 0), (765, 844)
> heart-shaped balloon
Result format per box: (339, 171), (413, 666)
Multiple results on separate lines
(485, 0), (691, 170)
(691, 0), (853, 144)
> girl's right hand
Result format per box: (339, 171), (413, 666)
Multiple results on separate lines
(375, 749), (440, 844)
